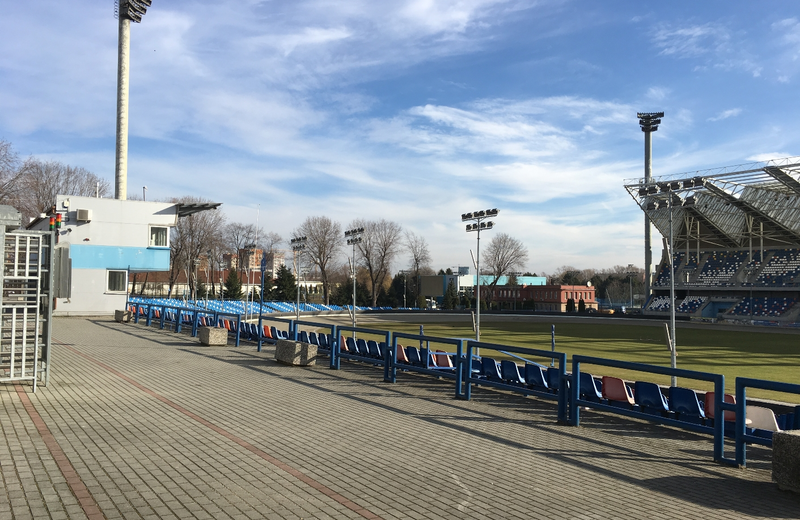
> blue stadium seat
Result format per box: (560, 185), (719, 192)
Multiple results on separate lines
(366, 340), (381, 358)
(481, 357), (502, 381)
(668, 387), (706, 424)
(356, 339), (368, 356)
(579, 372), (603, 402)
(634, 381), (669, 416)
(500, 360), (525, 386)
(406, 346), (422, 366)
(524, 364), (548, 390)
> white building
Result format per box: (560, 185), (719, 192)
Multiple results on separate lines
(28, 195), (218, 316)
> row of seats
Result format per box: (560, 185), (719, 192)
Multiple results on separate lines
(578, 374), (800, 438)
(757, 249), (800, 286)
(694, 250), (748, 286)
(728, 297), (797, 317)
(231, 328), (800, 441)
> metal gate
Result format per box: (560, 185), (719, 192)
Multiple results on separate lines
(0, 231), (53, 391)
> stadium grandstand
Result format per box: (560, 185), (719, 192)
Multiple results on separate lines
(624, 156), (800, 324)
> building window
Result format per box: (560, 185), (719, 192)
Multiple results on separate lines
(107, 270), (127, 293)
(149, 226), (168, 247)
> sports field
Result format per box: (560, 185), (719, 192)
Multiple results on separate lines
(341, 314), (800, 403)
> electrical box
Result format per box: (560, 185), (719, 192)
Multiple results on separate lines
(76, 209), (92, 222)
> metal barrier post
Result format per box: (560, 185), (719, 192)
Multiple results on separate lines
(257, 315), (264, 352)
(463, 344), (472, 401)
(235, 315), (241, 347)
(383, 332), (394, 383)
(192, 309), (199, 337)
(570, 360), (581, 426)
(145, 305), (152, 327)
(133, 303), (141, 324)
(331, 326), (340, 370)
(735, 382), (747, 467)
(160, 305), (166, 329)
(175, 309), (182, 333)
(556, 352), (567, 423)
(455, 340), (465, 399)
(713, 375), (725, 463)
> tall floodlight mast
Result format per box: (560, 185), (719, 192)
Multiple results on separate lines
(115, 0), (153, 200)
(637, 111), (664, 299)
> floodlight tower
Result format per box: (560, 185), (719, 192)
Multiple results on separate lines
(637, 111), (664, 298)
(461, 208), (498, 342)
(291, 236), (308, 322)
(115, 0), (153, 200)
(344, 228), (364, 330)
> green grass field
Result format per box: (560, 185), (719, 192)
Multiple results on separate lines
(351, 318), (800, 403)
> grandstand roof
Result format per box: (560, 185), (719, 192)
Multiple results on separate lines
(624, 156), (800, 250)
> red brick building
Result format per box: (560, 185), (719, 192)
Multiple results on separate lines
(488, 284), (598, 312)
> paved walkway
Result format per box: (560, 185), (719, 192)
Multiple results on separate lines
(1, 317), (798, 519)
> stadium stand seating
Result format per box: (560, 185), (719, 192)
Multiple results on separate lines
(676, 295), (707, 313)
(694, 250), (748, 286)
(647, 296), (671, 311)
(756, 249), (800, 286)
(601, 376), (634, 407)
(728, 297), (797, 317)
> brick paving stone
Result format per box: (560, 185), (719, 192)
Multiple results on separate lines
(2, 317), (800, 519)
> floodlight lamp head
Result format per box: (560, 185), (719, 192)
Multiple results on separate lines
(119, 0), (152, 23)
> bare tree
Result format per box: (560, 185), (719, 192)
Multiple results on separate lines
(352, 218), (404, 306)
(294, 216), (342, 305)
(483, 233), (529, 286)
(225, 222), (258, 275)
(15, 158), (110, 222)
(405, 230), (432, 304)
(169, 196), (227, 298)
(0, 140), (22, 205)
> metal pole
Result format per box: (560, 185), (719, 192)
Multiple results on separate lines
(644, 130), (652, 299)
(352, 242), (357, 330)
(476, 226), (481, 342)
(295, 250), (300, 322)
(669, 196), (677, 387)
(115, 15), (130, 200)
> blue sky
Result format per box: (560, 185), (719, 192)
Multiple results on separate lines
(2, 1), (800, 274)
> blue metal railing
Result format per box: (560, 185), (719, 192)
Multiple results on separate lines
(735, 377), (800, 467)
(334, 325), (393, 378)
(464, 341), (568, 423)
(128, 300), (243, 346)
(389, 332), (466, 398)
(570, 355), (734, 465)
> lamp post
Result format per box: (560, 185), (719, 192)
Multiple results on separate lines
(638, 111), (664, 300)
(461, 208), (499, 341)
(192, 258), (201, 302)
(115, 0), (153, 200)
(244, 243), (256, 320)
(291, 236), (308, 321)
(344, 228), (364, 329)
(626, 264), (637, 309)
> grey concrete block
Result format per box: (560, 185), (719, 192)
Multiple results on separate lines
(114, 310), (131, 323)
(198, 326), (227, 346)
(274, 340), (317, 366)
(773, 430), (800, 493)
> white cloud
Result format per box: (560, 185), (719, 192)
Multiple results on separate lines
(653, 23), (730, 57)
(708, 108), (742, 122)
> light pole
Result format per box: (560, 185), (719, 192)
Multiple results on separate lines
(114, 0), (153, 200)
(244, 243), (256, 320)
(626, 264), (636, 309)
(192, 258), (201, 302)
(291, 236), (308, 321)
(344, 228), (364, 329)
(638, 111), (664, 300)
(462, 208), (499, 341)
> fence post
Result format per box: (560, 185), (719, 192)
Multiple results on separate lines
(235, 315), (241, 347)
(455, 340), (465, 399)
(145, 305), (152, 326)
(570, 360), (581, 426)
(383, 332), (393, 383)
(160, 305), (166, 329)
(175, 309), (182, 333)
(713, 375), (725, 462)
(556, 352), (567, 423)
(735, 379), (747, 467)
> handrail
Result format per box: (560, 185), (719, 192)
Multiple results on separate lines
(390, 332), (466, 398)
(570, 355), (733, 465)
(735, 377), (800, 467)
(465, 340), (568, 423)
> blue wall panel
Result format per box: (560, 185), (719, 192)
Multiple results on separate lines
(70, 245), (169, 270)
